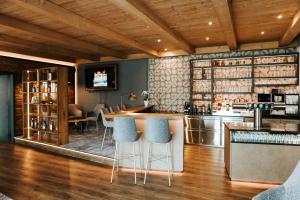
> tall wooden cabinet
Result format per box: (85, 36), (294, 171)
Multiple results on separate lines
(22, 67), (68, 145)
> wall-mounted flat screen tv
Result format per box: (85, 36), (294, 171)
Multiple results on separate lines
(85, 64), (118, 91)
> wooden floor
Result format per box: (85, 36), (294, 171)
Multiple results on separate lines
(0, 144), (274, 200)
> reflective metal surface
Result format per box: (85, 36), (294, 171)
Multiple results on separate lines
(184, 115), (244, 147)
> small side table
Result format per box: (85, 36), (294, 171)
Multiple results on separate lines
(67, 118), (89, 133)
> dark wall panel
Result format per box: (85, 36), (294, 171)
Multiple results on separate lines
(77, 59), (148, 111)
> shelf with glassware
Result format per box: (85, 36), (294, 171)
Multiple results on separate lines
(190, 59), (213, 107)
(190, 53), (299, 112)
(22, 67), (68, 145)
(191, 57), (254, 110)
(253, 54), (298, 84)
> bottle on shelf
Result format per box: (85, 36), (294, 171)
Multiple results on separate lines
(48, 72), (52, 81)
(31, 118), (35, 129)
(49, 120), (55, 131)
(184, 102), (188, 114)
(207, 103), (212, 114)
(193, 105), (198, 115)
(42, 120), (47, 130)
(32, 84), (36, 93)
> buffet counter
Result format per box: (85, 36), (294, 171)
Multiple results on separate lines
(184, 110), (300, 147)
(105, 111), (184, 172)
(224, 122), (300, 184)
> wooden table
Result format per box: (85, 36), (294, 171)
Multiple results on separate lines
(67, 118), (88, 133)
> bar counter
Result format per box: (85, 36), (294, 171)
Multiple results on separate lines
(224, 122), (300, 184)
(105, 111), (184, 172)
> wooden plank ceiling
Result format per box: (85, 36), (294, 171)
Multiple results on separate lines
(0, 0), (299, 63)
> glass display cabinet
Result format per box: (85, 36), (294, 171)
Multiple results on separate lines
(22, 67), (68, 145)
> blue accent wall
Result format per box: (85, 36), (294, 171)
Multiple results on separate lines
(0, 74), (14, 143)
(77, 59), (148, 111)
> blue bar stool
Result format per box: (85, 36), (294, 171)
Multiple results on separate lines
(144, 117), (173, 186)
(100, 108), (114, 150)
(110, 116), (142, 184)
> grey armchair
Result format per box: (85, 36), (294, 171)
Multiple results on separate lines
(252, 160), (300, 200)
(68, 104), (84, 120)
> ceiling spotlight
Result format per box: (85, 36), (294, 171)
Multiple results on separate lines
(208, 21), (212, 26)
(157, 39), (161, 42)
(261, 31), (265, 35)
(164, 48), (168, 51)
(206, 37), (210, 41)
(277, 14), (282, 19)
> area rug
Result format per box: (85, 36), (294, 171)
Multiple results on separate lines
(0, 193), (12, 200)
(61, 127), (115, 158)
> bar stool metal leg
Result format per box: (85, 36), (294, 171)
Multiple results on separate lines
(101, 127), (107, 150)
(169, 142), (174, 178)
(139, 140), (143, 173)
(144, 143), (152, 184)
(166, 142), (172, 186)
(110, 141), (118, 183)
(116, 142), (119, 172)
(166, 143), (171, 186)
(133, 142), (137, 184)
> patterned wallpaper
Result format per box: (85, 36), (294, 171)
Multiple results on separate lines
(148, 48), (297, 112)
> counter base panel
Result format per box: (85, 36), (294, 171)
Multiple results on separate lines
(229, 143), (300, 184)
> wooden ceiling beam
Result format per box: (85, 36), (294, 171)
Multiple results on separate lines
(109, 0), (194, 54)
(0, 34), (98, 61)
(10, 0), (159, 56)
(280, 10), (300, 46)
(0, 14), (126, 59)
(0, 45), (76, 62)
(211, 0), (237, 49)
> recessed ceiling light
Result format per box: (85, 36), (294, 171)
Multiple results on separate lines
(277, 14), (283, 19)
(157, 39), (161, 42)
(208, 21), (212, 26)
(261, 31), (265, 35)
(206, 37), (210, 41)
(164, 48), (168, 51)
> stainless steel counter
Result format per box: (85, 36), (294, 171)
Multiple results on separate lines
(184, 110), (300, 147)
(184, 113), (245, 147)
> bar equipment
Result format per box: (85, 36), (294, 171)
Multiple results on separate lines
(233, 102), (285, 129)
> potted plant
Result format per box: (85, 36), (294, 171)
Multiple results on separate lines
(141, 90), (149, 107)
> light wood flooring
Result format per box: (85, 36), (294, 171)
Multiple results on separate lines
(0, 144), (274, 200)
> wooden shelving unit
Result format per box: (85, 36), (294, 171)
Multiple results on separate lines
(22, 67), (68, 145)
(190, 53), (299, 112)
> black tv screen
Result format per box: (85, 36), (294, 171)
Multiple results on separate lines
(85, 64), (118, 91)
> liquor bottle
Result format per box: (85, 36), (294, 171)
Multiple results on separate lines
(194, 105), (198, 115)
(48, 84), (51, 93)
(207, 103), (212, 114)
(31, 118), (35, 128)
(187, 103), (191, 114)
(184, 102), (189, 114)
(42, 120), (47, 130)
(49, 120), (53, 131)
(48, 72), (52, 80)
(32, 85), (36, 93)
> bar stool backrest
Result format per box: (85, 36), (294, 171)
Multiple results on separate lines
(100, 108), (113, 127)
(113, 117), (138, 142)
(145, 117), (171, 143)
